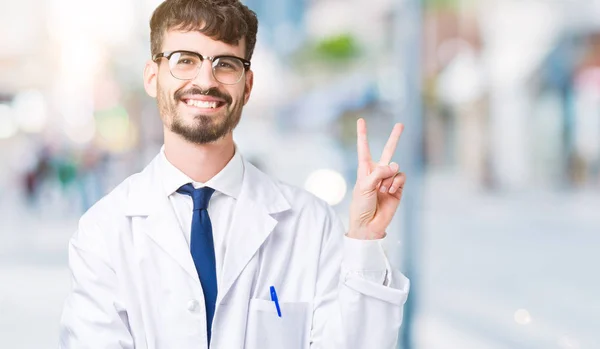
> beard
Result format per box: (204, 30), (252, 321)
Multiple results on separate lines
(157, 82), (243, 145)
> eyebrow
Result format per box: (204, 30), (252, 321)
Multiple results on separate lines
(178, 49), (242, 58)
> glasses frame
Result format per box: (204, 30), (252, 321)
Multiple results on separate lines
(152, 50), (251, 85)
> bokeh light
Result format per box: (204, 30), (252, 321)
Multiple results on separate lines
(0, 104), (18, 139)
(514, 309), (532, 325)
(304, 169), (347, 206)
(12, 90), (49, 133)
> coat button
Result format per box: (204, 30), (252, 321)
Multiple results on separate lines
(187, 299), (199, 312)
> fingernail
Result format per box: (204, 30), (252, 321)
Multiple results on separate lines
(390, 162), (399, 171)
(380, 186), (387, 193)
(389, 186), (397, 193)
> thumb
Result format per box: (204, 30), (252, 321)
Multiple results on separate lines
(360, 163), (399, 191)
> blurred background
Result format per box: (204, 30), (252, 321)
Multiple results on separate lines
(1, 0), (599, 347)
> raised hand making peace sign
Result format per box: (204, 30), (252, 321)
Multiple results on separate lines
(348, 118), (406, 240)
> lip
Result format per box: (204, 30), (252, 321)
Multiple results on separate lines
(179, 99), (226, 112)
(180, 95), (225, 103)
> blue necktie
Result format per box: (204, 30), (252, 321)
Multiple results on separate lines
(177, 184), (217, 346)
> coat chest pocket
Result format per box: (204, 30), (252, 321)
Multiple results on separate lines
(244, 299), (311, 349)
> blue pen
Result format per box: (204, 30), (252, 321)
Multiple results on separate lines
(270, 286), (282, 317)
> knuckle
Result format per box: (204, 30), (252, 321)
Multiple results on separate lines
(376, 165), (390, 175)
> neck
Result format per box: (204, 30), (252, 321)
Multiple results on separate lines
(163, 130), (235, 183)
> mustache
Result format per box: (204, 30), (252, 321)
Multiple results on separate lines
(174, 87), (232, 104)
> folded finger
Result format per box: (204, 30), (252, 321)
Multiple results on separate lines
(388, 172), (406, 195)
(361, 163), (399, 191)
(379, 163), (399, 193)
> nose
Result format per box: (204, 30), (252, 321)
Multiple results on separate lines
(191, 59), (219, 91)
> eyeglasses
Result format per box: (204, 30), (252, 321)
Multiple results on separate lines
(152, 50), (251, 85)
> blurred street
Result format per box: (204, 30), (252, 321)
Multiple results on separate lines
(0, 185), (74, 348)
(1, 171), (598, 348)
(417, 172), (600, 349)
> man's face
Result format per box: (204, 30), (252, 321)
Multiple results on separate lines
(144, 30), (253, 144)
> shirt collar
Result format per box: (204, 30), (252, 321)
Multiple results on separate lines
(159, 144), (244, 199)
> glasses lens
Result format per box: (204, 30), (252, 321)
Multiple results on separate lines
(168, 52), (201, 80)
(212, 57), (245, 84)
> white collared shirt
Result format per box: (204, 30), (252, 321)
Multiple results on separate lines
(158, 146), (244, 282)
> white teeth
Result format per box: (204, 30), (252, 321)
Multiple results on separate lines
(186, 100), (219, 108)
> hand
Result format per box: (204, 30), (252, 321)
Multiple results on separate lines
(347, 118), (406, 240)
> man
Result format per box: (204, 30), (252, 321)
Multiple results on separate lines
(59, 0), (409, 348)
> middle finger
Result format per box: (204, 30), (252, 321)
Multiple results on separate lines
(379, 123), (404, 165)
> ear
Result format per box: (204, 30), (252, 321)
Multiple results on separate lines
(143, 60), (159, 98)
(243, 69), (253, 105)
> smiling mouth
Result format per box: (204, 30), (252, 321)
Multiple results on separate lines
(181, 99), (226, 109)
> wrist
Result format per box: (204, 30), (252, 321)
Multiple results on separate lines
(346, 229), (386, 240)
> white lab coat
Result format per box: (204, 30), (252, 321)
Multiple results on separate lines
(59, 153), (409, 349)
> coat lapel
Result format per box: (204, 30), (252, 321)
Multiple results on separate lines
(123, 154), (292, 298)
(217, 160), (291, 303)
(124, 156), (199, 282)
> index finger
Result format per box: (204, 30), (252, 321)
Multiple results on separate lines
(356, 118), (372, 177)
(379, 123), (404, 165)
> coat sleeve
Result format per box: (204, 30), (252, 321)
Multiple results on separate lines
(59, 219), (134, 349)
(310, 205), (410, 349)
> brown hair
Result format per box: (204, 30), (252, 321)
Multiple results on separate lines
(150, 0), (258, 60)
